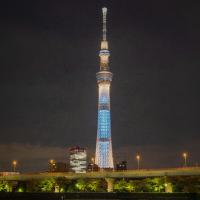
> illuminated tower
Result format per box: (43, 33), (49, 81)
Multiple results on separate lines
(95, 7), (114, 169)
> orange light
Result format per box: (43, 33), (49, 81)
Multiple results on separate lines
(136, 155), (140, 160)
(12, 160), (17, 166)
(183, 152), (187, 158)
(49, 159), (55, 164)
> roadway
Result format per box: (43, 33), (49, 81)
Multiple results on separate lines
(0, 167), (200, 181)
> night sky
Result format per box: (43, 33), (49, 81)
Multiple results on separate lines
(0, 0), (200, 172)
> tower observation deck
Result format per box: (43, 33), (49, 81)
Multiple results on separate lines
(95, 7), (114, 169)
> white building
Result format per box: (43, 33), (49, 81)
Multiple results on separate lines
(69, 146), (87, 173)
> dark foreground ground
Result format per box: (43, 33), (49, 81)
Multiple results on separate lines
(0, 193), (199, 200)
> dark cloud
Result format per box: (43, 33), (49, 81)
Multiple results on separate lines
(114, 141), (200, 169)
(0, 143), (67, 172)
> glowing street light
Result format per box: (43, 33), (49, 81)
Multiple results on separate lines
(49, 159), (55, 164)
(182, 152), (188, 167)
(12, 160), (17, 172)
(136, 154), (140, 170)
(49, 159), (56, 172)
(91, 157), (95, 172)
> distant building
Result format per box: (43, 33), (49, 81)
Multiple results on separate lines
(87, 163), (99, 172)
(48, 160), (67, 172)
(116, 161), (127, 171)
(69, 146), (87, 173)
(54, 162), (67, 172)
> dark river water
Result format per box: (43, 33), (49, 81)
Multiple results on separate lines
(0, 192), (199, 200)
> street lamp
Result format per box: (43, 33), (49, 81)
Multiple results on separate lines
(12, 160), (17, 172)
(49, 159), (55, 172)
(50, 159), (54, 164)
(182, 152), (188, 167)
(91, 157), (95, 171)
(136, 154), (140, 170)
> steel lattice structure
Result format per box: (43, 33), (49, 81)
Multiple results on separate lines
(95, 8), (114, 169)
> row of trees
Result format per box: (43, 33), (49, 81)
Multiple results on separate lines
(114, 177), (200, 193)
(27, 178), (107, 192)
(114, 178), (166, 192)
(0, 176), (199, 193)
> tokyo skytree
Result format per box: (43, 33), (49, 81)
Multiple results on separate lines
(95, 7), (114, 169)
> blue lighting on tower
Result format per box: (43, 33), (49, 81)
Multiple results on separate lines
(99, 95), (108, 104)
(98, 110), (111, 139)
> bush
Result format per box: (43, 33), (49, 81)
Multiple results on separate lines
(114, 179), (135, 192)
(0, 181), (11, 192)
(38, 178), (56, 192)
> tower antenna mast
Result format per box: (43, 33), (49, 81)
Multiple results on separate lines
(102, 7), (107, 41)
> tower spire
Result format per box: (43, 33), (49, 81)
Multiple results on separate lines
(99, 7), (110, 71)
(102, 7), (107, 41)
